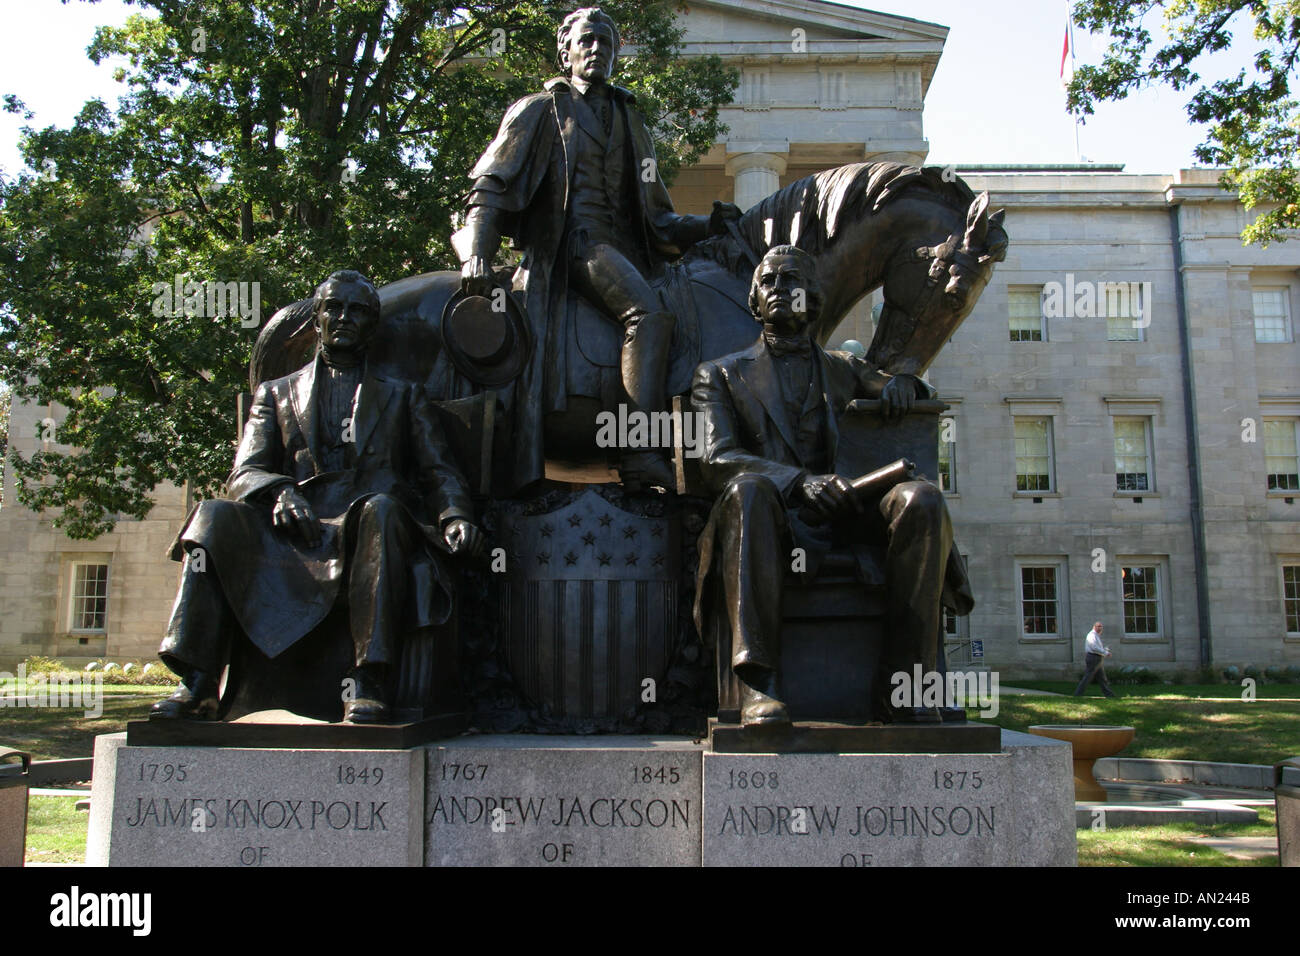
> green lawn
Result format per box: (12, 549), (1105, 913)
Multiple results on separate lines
(985, 685), (1300, 765)
(1078, 807), (1278, 867)
(1010, 680), (1300, 700)
(5, 683), (178, 695)
(24, 796), (89, 865)
(1, 692), (167, 761)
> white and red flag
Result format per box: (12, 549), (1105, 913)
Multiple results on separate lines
(1060, 17), (1075, 91)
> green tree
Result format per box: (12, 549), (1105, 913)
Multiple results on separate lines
(1068, 0), (1300, 245)
(0, 0), (736, 538)
(0, 382), (9, 508)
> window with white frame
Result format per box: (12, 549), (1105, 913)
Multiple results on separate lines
(1281, 563), (1300, 636)
(1014, 417), (1054, 492)
(1018, 564), (1063, 637)
(1008, 286), (1045, 342)
(1264, 419), (1300, 491)
(68, 562), (109, 632)
(938, 417), (956, 492)
(1113, 417), (1153, 492)
(1103, 281), (1146, 341)
(1253, 288), (1292, 343)
(1120, 563), (1164, 638)
(943, 606), (973, 663)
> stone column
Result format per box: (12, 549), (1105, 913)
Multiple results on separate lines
(724, 151), (788, 212)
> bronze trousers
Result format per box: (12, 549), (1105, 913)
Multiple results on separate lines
(708, 473), (952, 689)
(160, 493), (424, 677)
(568, 241), (674, 411)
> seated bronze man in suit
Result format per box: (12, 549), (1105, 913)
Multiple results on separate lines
(691, 245), (972, 727)
(152, 270), (485, 723)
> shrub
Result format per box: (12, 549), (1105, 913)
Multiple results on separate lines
(1114, 665), (1161, 685)
(20, 656), (67, 674)
(105, 661), (177, 686)
(19, 657), (177, 686)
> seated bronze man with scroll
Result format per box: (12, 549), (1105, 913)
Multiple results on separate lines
(690, 246), (972, 727)
(152, 270), (484, 724)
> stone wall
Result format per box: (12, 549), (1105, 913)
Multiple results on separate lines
(0, 397), (188, 670)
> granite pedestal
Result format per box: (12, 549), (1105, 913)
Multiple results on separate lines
(86, 729), (1075, 866)
(87, 733), (424, 866)
(425, 736), (702, 866)
(702, 730), (1075, 866)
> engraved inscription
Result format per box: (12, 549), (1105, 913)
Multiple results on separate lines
(426, 746), (703, 866)
(703, 753), (1013, 867)
(108, 745), (418, 867)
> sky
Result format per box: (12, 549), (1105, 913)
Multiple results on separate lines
(0, 0), (1268, 178)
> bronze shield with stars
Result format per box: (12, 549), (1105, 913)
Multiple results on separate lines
(497, 489), (681, 720)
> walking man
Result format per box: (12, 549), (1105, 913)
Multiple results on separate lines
(1073, 621), (1116, 697)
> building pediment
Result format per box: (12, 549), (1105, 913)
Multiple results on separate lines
(675, 0), (947, 45)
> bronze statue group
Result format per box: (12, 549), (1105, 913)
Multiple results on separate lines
(152, 8), (985, 730)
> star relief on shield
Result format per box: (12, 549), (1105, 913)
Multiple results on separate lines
(496, 489), (683, 720)
(497, 489), (678, 581)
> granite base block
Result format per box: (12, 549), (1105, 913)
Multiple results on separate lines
(87, 733), (423, 867)
(85, 729), (1074, 867)
(425, 736), (703, 866)
(701, 730), (1075, 867)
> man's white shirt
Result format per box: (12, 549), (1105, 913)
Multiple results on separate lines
(1084, 628), (1109, 656)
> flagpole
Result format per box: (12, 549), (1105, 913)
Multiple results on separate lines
(1067, 2), (1081, 162)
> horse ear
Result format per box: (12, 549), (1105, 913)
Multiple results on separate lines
(964, 192), (990, 250)
(983, 208), (1009, 262)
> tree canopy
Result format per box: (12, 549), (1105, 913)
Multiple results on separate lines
(0, 0), (736, 538)
(1068, 0), (1300, 245)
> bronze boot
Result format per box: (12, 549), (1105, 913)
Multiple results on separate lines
(740, 672), (791, 727)
(343, 664), (391, 724)
(149, 669), (220, 720)
(619, 310), (677, 490)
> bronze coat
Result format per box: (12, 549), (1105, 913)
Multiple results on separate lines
(690, 339), (974, 639)
(464, 78), (703, 488)
(170, 356), (474, 658)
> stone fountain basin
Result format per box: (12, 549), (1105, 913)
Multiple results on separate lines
(1028, 725), (1136, 803)
(1027, 725), (1135, 757)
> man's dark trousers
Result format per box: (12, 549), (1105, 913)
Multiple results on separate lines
(1073, 652), (1115, 697)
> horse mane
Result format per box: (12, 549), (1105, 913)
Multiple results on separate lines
(683, 162), (977, 274)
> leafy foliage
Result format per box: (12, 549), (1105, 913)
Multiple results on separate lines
(0, 382), (9, 504)
(1068, 0), (1300, 245)
(0, 0), (737, 537)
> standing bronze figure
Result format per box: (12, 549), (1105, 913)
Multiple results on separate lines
(152, 271), (484, 724)
(691, 246), (973, 727)
(456, 6), (740, 490)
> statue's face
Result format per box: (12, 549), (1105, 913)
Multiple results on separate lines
(314, 279), (380, 353)
(562, 18), (616, 84)
(754, 253), (812, 336)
